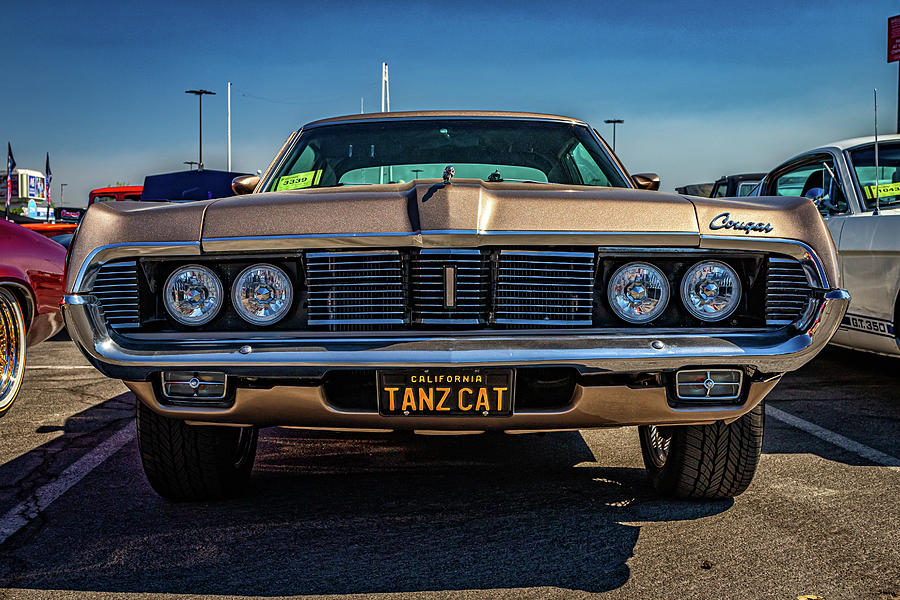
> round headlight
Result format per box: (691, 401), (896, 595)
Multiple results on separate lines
(680, 261), (741, 321)
(607, 262), (670, 323)
(231, 264), (293, 325)
(163, 265), (223, 326)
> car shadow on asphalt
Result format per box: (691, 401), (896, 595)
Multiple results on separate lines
(0, 398), (733, 596)
(763, 346), (900, 466)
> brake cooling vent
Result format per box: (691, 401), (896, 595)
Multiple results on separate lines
(765, 257), (812, 326)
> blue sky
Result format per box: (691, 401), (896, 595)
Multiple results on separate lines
(3, 0), (899, 204)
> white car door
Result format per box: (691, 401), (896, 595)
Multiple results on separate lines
(836, 212), (900, 353)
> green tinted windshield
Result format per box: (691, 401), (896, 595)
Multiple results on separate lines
(265, 119), (628, 191)
(850, 142), (900, 210)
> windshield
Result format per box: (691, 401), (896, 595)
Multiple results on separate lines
(264, 119), (628, 191)
(849, 142), (900, 210)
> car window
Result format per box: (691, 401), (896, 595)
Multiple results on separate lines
(711, 183), (727, 197)
(737, 181), (759, 196)
(569, 142), (613, 186)
(92, 195), (116, 203)
(773, 159), (848, 217)
(848, 142), (900, 211)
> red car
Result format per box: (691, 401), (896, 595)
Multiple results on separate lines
(0, 219), (66, 416)
(88, 185), (143, 206)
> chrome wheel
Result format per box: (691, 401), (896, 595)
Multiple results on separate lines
(0, 288), (26, 417)
(642, 425), (672, 468)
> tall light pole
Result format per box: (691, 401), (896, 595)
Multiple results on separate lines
(604, 118), (624, 152)
(226, 82), (232, 171)
(185, 89), (216, 169)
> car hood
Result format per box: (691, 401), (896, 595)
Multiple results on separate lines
(68, 181), (838, 290)
(199, 179), (700, 250)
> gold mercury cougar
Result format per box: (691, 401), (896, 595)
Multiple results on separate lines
(62, 111), (850, 501)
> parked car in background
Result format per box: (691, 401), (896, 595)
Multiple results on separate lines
(63, 111), (849, 501)
(674, 182), (713, 197)
(757, 135), (900, 357)
(88, 185), (143, 206)
(710, 173), (766, 198)
(140, 169), (252, 202)
(0, 219), (66, 416)
(13, 216), (78, 239)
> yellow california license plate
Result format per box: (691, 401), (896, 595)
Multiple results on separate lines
(377, 369), (514, 416)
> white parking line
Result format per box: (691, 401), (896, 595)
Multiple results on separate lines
(0, 423), (135, 546)
(766, 405), (900, 468)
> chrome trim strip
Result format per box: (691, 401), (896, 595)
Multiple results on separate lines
(202, 231), (701, 252)
(72, 242), (201, 294)
(205, 230), (698, 242)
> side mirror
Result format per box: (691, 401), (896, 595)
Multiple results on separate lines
(232, 175), (260, 196)
(632, 173), (660, 191)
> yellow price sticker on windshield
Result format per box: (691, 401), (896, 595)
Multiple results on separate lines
(275, 170), (322, 190)
(864, 181), (900, 199)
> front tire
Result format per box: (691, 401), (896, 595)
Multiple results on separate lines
(0, 287), (26, 418)
(638, 402), (764, 499)
(136, 401), (258, 501)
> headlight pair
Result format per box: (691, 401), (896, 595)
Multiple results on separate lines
(163, 264), (293, 326)
(607, 260), (740, 324)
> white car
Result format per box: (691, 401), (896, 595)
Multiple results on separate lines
(757, 135), (900, 357)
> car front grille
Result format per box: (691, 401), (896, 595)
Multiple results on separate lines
(411, 249), (490, 324)
(495, 250), (595, 326)
(125, 249), (815, 333)
(306, 250), (406, 327)
(90, 261), (141, 330)
(765, 257), (813, 326)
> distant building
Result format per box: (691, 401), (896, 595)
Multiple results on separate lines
(1, 169), (48, 214)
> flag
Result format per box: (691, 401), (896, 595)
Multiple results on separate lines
(45, 152), (52, 221)
(5, 143), (15, 218)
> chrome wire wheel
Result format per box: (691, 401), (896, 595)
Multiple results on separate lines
(641, 425), (672, 469)
(0, 288), (26, 417)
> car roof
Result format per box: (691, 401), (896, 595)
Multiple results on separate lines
(303, 110), (586, 129)
(813, 134), (900, 152)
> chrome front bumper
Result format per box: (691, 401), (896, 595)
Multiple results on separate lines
(63, 289), (849, 429)
(62, 289), (850, 378)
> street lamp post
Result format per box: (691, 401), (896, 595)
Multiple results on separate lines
(185, 89), (216, 169)
(604, 119), (624, 152)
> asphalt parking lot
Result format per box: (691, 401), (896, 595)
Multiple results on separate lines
(0, 336), (897, 600)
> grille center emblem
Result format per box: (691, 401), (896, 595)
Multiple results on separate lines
(444, 265), (457, 308)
